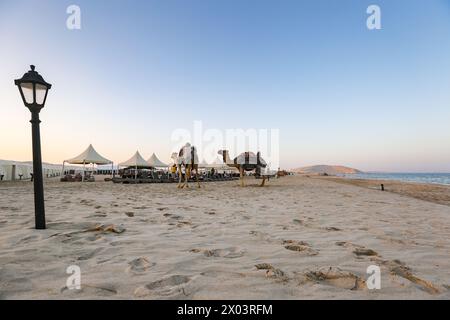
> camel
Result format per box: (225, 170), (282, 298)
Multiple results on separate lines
(171, 143), (200, 188)
(218, 150), (268, 187)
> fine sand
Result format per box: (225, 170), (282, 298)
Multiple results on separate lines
(0, 175), (449, 299)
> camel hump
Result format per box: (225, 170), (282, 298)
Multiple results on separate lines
(236, 152), (257, 165)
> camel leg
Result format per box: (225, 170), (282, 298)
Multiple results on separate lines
(177, 165), (183, 188)
(240, 167), (245, 187)
(185, 167), (191, 188)
(195, 166), (201, 188)
(260, 176), (266, 187)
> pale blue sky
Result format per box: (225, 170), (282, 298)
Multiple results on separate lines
(1, 0), (449, 172)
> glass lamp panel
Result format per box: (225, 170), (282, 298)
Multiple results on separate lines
(35, 84), (48, 105)
(20, 82), (34, 104)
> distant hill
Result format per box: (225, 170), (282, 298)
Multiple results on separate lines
(293, 165), (362, 175)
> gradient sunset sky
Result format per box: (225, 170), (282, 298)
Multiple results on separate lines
(1, 0), (449, 172)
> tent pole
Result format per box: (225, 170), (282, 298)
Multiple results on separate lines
(111, 162), (114, 178)
(135, 165), (137, 180)
(82, 161), (85, 182)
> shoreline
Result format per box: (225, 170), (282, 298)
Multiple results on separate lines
(340, 174), (450, 187)
(312, 175), (450, 207)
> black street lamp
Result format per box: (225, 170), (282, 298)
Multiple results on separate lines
(15, 65), (52, 230)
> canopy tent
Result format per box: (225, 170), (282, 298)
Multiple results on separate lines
(147, 153), (169, 168)
(198, 160), (209, 169)
(119, 151), (151, 168)
(210, 156), (227, 169)
(119, 151), (152, 179)
(62, 144), (113, 181)
(198, 157), (237, 172)
(65, 144), (112, 165)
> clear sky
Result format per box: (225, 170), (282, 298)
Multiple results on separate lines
(1, 0), (449, 172)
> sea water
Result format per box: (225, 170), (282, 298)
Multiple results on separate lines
(339, 173), (450, 186)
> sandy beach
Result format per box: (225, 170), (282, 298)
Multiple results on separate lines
(0, 175), (449, 300)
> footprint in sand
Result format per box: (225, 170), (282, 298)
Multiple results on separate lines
(80, 199), (95, 207)
(335, 241), (361, 248)
(135, 275), (191, 297)
(335, 241), (378, 258)
(353, 248), (378, 257)
(255, 263), (289, 282)
(283, 240), (318, 256)
(190, 247), (245, 258)
(372, 258), (442, 295)
(305, 267), (366, 291)
(324, 227), (342, 231)
(176, 220), (192, 228)
(249, 230), (276, 243)
(126, 257), (154, 274)
(87, 224), (126, 234)
(337, 242), (442, 295)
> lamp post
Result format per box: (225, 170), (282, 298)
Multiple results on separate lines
(14, 65), (52, 230)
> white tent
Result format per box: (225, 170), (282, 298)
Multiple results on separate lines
(0, 160), (32, 180)
(0, 159), (82, 181)
(63, 144), (113, 181)
(198, 160), (209, 169)
(65, 144), (112, 165)
(147, 153), (168, 168)
(119, 151), (152, 179)
(0, 160), (15, 181)
(119, 151), (150, 168)
(210, 156), (227, 169)
(15, 164), (31, 180)
(196, 157), (236, 172)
